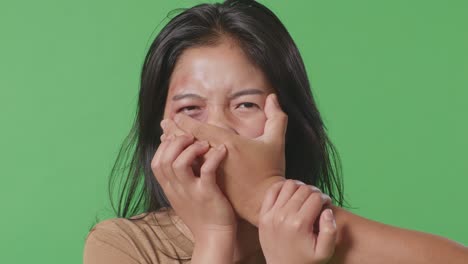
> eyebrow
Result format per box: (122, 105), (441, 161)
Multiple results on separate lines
(228, 88), (265, 100)
(172, 88), (266, 101)
(172, 93), (206, 101)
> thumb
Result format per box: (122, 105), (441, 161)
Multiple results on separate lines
(315, 208), (337, 262)
(173, 114), (234, 146)
(261, 93), (288, 144)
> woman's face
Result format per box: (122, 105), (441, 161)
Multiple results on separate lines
(163, 39), (273, 139)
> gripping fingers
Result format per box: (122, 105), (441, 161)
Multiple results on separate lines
(159, 134), (195, 182)
(199, 144), (227, 187)
(298, 191), (328, 226)
(172, 141), (210, 180)
(260, 180), (285, 216)
(273, 180), (302, 209)
(282, 184), (315, 214)
(151, 138), (174, 185)
(315, 208), (337, 261)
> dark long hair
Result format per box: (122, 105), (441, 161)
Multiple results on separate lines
(109, 0), (345, 220)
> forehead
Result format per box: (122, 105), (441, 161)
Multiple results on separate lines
(167, 39), (272, 96)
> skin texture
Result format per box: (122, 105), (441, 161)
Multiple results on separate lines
(154, 39), (338, 263)
(166, 100), (468, 264)
(162, 39), (287, 224)
(259, 180), (337, 264)
(159, 39), (468, 263)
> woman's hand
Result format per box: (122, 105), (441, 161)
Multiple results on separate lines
(151, 133), (237, 243)
(161, 94), (287, 225)
(259, 180), (337, 264)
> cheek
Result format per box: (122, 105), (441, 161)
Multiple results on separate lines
(236, 114), (267, 138)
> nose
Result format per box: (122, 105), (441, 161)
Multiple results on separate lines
(205, 109), (238, 134)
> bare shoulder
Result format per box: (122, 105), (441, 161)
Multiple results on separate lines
(84, 210), (193, 264)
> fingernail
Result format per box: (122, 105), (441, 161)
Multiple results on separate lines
(310, 186), (321, 193)
(294, 180), (305, 185)
(324, 209), (334, 221)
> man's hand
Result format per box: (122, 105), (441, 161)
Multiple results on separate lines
(161, 94), (287, 225)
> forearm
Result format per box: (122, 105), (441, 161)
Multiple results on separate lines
(237, 178), (467, 263)
(329, 206), (468, 264)
(233, 176), (285, 226)
(191, 232), (236, 264)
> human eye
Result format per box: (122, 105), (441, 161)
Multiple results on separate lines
(236, 102), (259, 110)
(177, 105), (202, 116)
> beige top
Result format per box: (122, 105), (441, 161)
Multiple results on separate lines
(83, 209), (265, 264)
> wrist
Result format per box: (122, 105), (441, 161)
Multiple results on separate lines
(240, 176), (285, 226)
(192, 230), (236, 263)
(196, 228), (236, 244)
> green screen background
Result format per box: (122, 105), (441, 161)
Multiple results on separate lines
(1, 0), (466, 263)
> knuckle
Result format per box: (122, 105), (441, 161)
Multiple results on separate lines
(273, 212), (287, 226)
(172, 135), (184, 144)
(283, 179), (297, 189)
(306, 193), (323, 208)
(299, 184), (313, 194)
(173, 134), (189, 146)
(310, 192), (323, 203)
(288, 218), (304, 231)
(268, 180), (285, 193)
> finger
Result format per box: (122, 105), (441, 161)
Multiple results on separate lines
(259, 180), (285, 215)
(282, 184), (315, 214)
(323, 193), (332, 207)
(173, 114), (234, 146)
(315, 208), (337, 262)
(160, 134), (195, 183)
(272, 180), (301, 209)
(151, 136), (174, 185)
(298, 191), (326, 226)
(261, 93), (288, 145)
(172, 140), (210, 180)
(199, 144), (227, 187)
